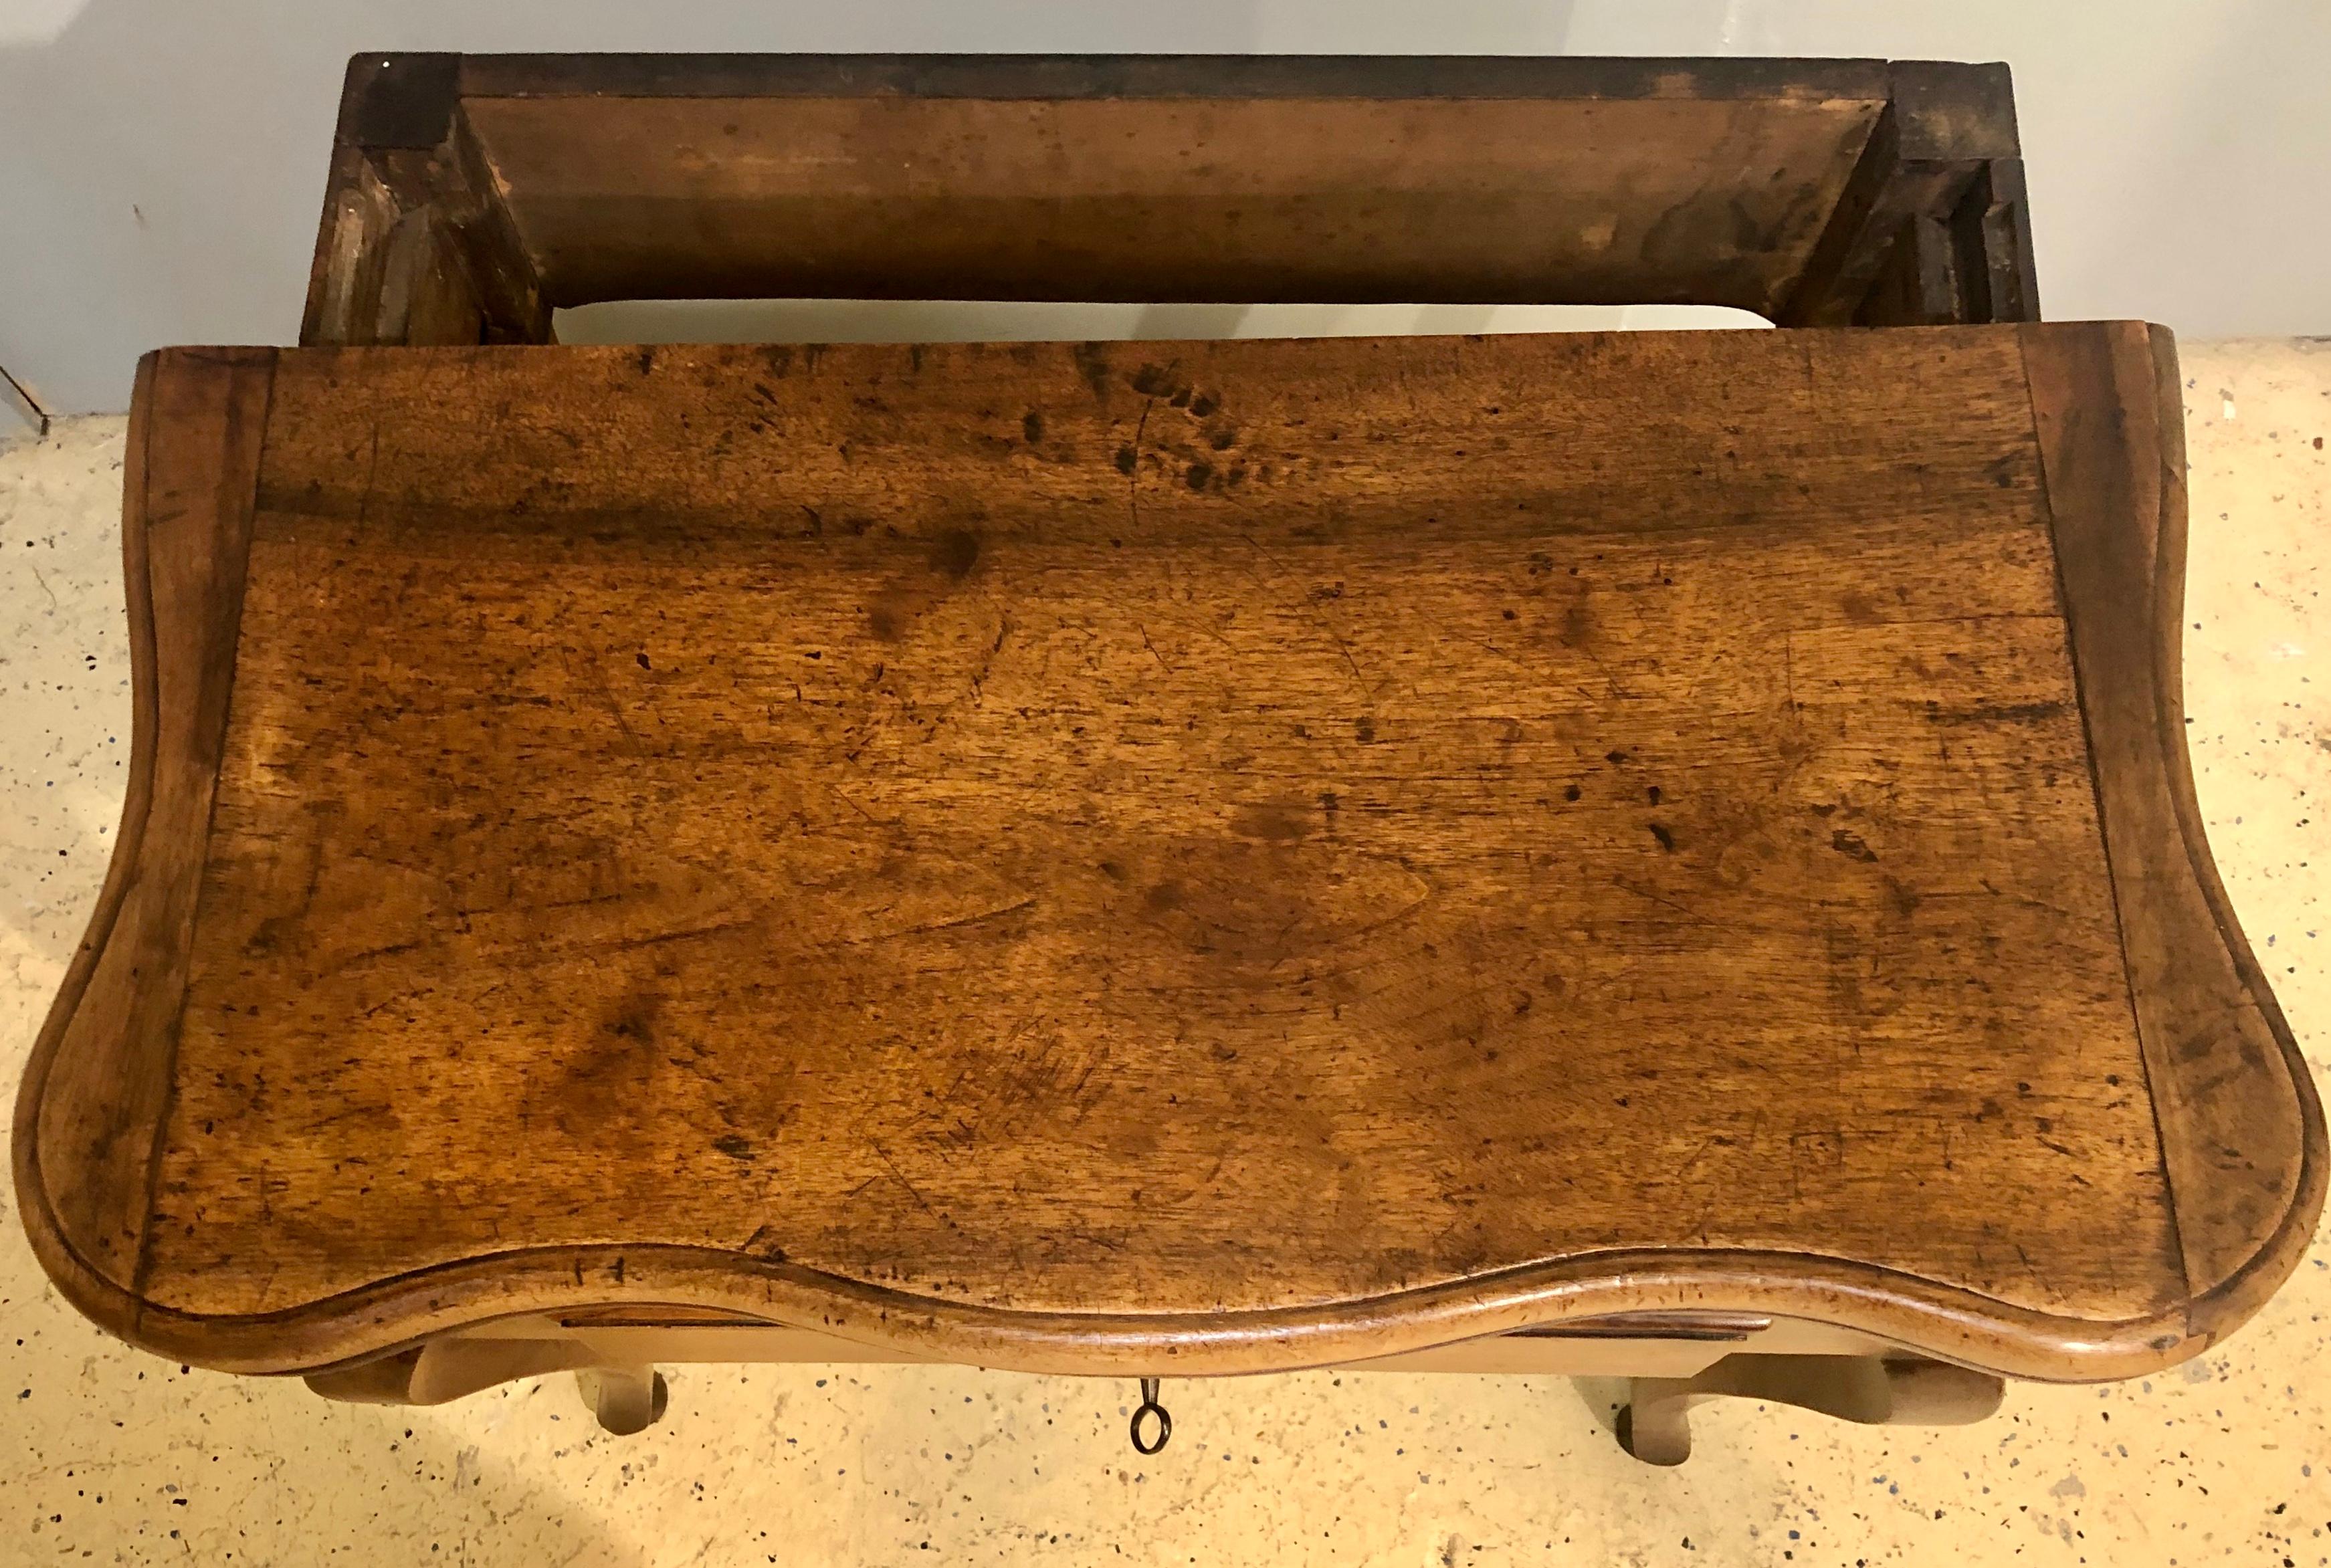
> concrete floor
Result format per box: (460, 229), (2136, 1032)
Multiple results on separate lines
(2, 339), (2325, 1565)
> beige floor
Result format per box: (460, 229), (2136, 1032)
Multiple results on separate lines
(2, 338), (2325, 1565)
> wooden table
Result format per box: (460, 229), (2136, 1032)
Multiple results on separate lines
(15, 54), (2322, 1465)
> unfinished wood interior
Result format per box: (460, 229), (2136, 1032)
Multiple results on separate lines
(300, 53), (2039, 346)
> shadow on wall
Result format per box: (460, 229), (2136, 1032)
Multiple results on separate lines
(0, 0), (1607, 415)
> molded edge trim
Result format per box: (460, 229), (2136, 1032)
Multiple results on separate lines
(4, 1238), (2253, 1385)
(12, 347), (274, 1309)
(2022, 320), (2327, 1345)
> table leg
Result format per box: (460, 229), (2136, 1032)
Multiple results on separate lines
(1616, 1355), (2003, 1465)
(577, 1363), (668, 1435)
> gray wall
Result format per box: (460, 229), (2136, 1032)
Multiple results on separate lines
(3, 0), (2326, 417)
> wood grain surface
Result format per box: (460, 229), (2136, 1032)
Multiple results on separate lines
(462, 92), (1878, 313)
(303, 55), (2035, 346)
(17, 324), (2320, 1379)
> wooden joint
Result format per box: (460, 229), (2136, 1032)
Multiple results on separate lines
(302, 62), (548, 347)
(1951, 158), (2039, 324)
(1778, 60), (2037, 326)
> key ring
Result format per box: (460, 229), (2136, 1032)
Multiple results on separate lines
(1130, 1377), (1172, 1454)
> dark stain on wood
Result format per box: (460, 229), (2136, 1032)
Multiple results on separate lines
(928, 528), (981, 580)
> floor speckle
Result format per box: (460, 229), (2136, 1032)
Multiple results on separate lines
(1, 340), (2326, 1563)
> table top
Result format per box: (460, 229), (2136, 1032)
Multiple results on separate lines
(16, 322), (2321, 1379)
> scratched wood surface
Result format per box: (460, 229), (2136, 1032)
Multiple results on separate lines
(18, 325), (2320, 1379)
(156, 324), (2166, 1311)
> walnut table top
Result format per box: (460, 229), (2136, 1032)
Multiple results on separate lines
(15, 322), (2322, 1380)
